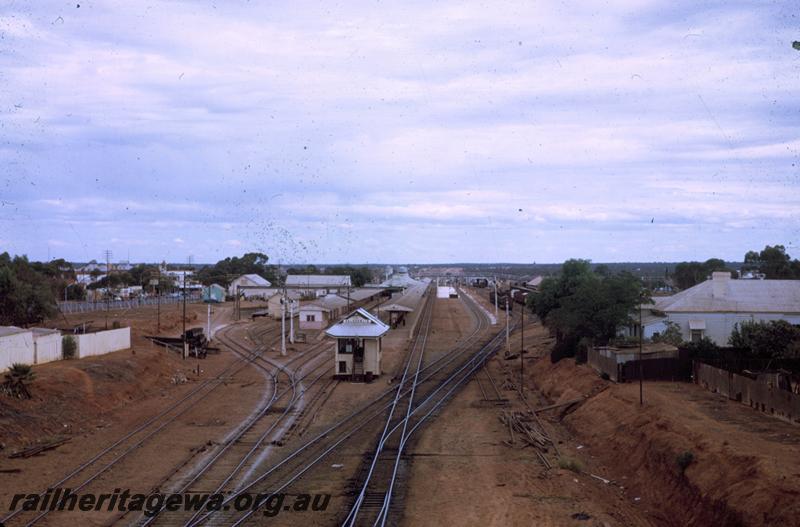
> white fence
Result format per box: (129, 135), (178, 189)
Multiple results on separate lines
(58, 294), (202, 314)
(75, 328), (131, 359)
(33, 330), (63, 365)
(0, 331), (35, 373)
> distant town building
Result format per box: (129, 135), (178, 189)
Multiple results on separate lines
(299, 294), (349, 330)
(286, 274), (351, 297)
(202, 283), (226, 303)
(267, 290), (300, 320)
(380, 266), (422, 289)
(228, 274), (272, 298)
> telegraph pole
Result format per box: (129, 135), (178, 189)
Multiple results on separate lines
(281, 288), (287, 356)
(104, 249), (112, 330)
(521, 300), (525, 398)
(505, 297), (510, 353)
(494, 277), (499, 321)
(639, 297), (644, 405)
(182, 270), (187, 360)
(289, 296), (295, 344)
(156, 266), (161, 332)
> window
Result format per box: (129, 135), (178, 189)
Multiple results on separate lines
(306, 314), (315, 322)
(338, 361), (347, 374)
(691, 329), (703, 342)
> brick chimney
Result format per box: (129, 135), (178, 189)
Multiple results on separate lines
(711, 271), (731, 298)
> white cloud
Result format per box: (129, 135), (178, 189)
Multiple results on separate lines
(1, 1), (797, 263)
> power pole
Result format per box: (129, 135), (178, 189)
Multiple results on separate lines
(639, 297), (643, 405)
(182, 270), (187, 360)
(520, 301), (525, 398)
(156, 266), (161, 332)
(281, 288), (287, 356)
(104, 249), (112, 330)
(289, 295), (295, 344)
(505, 298), (510, 353)
(494, 277), (498, 322)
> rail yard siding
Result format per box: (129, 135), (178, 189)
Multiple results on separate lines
(75, 328), (131, 359)
(0, 331), (35, 372)
(693, 361), (800, 423)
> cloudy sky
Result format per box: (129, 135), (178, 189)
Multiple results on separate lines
(1, 1), (798, 264)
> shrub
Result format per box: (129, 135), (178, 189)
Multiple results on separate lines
(62, 335), (77, 359)
(611, 335), (645, 348)
(729, 320), (800, 359)
(652, 321), (683, 346)
(2, 363), (35, 398)
(112, 320), (121, 329)
(676, 451), (694, 473)
(575, 337), (592, 364)
(558, 456), (583, 473)
(550, 338), (577, 363)
(682, 338), (721, 361)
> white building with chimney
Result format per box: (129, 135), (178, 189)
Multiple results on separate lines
(653, 272), (800, 345)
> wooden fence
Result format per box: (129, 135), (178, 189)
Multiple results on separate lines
(693, 361), (800, 423)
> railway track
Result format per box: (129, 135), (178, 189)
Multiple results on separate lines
(343, 289), (436, 526)
(133, 323), (336, 526)
(185, 286), (514, 527)
(0, 320), (283, 527)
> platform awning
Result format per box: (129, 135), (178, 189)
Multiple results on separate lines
(689, 319), (706, 330)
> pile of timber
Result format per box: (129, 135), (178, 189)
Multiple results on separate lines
(499, 410), (553, 469)
(9, 437), (70, 459)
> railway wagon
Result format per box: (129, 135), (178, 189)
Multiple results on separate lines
(488, 291), (514, 311)
(512, 289), (529, 305)
(471, 278), (489, 288)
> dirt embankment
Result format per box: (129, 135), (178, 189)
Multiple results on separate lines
(0, 305), (208, 451)
(530, 358), (800, 526)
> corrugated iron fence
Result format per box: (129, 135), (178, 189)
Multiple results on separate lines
(58, 295), (201, 314)
(693, 361), (800, 423)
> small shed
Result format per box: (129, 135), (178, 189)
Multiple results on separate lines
(299, 294), (349, 330)
(379, 303), (414, 328)
(228, 274), (272, 299)
(326, 308), (390, 382)
(202, 283), (226, 303)
(267, 291), (300, 320)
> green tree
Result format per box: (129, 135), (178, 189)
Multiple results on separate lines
(743, 245), (800, 279)
(196, 252), (277, 287)
(672, 258), (734, 289)
(529, 260), (647, 361)
(0, 253), (57, 325)
(653, 321), (683, 346)
(729, 320), (800, 359)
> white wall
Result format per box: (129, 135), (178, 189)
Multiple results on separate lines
(33, 332), (63, 365)
(364, 339), (381, 375)
(299, 308), (327, 330)
(667, 312), (800, 346)
(436, 286), (457, 298)
(335, 350), (353, 375)
(618, 319), (669, 340)
(76, 327), (131, 358)
(0, 331), (34, 372)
